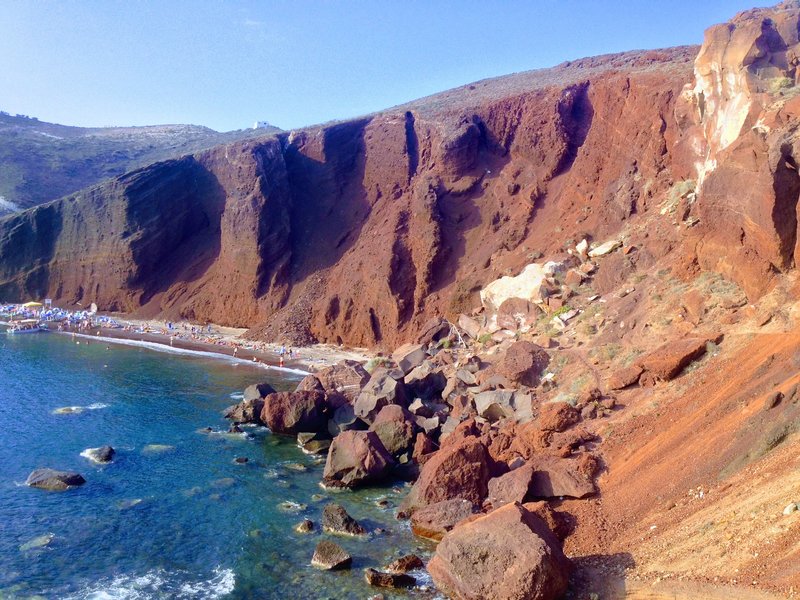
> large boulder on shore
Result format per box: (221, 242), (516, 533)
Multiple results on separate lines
(369, 404), (416, 457)
(428, 502), (571, 600)
(315, 360), (370, 402)
(224, 398), (264, 424)
(410, 498), (478, 541)
(243, 382), (277, 401)
(401, 437), (490, 512)
(496, 340), (550, 387)
(354, 368), (409, 424)
(259, 390), (327, 434)
(323, 430), (394, 488)
(528, 454), (597, 499)
(26, 468), (86, 491)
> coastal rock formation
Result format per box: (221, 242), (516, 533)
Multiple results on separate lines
(427, 503), (571, 600)
(409, 498), (478, 541)
(0, 43), (700, 348)
(322, 430), (394, 488)
(321, 503), (367, 536)
(311, 540), (352, 570)
(259, 390), (327, 434)
(80, 446), (115, 464)
(401, 437), (491, 512)
(25, 468), (86, 491)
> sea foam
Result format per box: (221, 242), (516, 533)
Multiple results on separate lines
(66, 333), (310, 375)
(66, 567), (235, 599)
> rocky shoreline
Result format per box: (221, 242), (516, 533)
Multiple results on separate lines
(222, 264), (717, 599)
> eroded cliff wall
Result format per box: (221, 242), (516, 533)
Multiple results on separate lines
(4, 2), (800, 348)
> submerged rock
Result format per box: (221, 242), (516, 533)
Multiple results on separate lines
(321, 503), (367, 536)
(364, 568), (416, 589)
(141, 444), (175, 454)
(19, 533), (54, 552)
(26, 468), (86, 491)
(294, 519), (314, 533)
(311, 540), (352, 570)
(385, 554), (424, 573)
(80, 445), (115, 464)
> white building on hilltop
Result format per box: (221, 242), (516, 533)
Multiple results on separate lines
(253, 121), (272, 129)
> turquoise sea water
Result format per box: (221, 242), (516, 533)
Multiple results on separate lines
(0, 333), (433, 599)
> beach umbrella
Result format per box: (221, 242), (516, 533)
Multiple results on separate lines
(21, 301), (42, 307)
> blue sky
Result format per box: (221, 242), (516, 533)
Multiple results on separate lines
(1, 1), (760, 131)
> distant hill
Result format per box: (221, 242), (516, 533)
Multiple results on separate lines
(0, 112), (280, 214)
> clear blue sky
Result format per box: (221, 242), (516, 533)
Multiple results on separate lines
(0, 1), (761, 132)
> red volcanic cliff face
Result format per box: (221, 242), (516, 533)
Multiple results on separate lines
(0, 48), (700, 347)
(4, 3), (800, 348)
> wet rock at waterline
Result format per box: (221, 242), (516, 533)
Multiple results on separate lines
(26, 469), (86, 491)
(322, 430), (394, 488)
(322, 503), (367, 536)
(311, 540), (353, 570)
(80, 445), (115, 464)
(364, 568), (416, 589)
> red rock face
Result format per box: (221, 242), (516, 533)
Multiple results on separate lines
(427, 502), (571, 600)
(5, 2), (798, 344)
(0, 49), (696, 348)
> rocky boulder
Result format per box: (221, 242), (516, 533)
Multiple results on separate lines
(315, 360), (370, 401)
(364, 568), (416, 589)
(487, 463), (535, 507)
(528, 454), (597, 499)
(224, 398), (264, 424)
(323, 430), (394, 488)
(80, 445), (115, 464)
(607, 364), (644, 390)
(311, 540), (352, 570)
(410, 498), (478, 541)
(401, 437), (490, 512)
(636, 337), (707, 381)
(26, 468), (86, 491)
(243, 382), (277, 401)
(385, 554), (425, 573)
(260, 390), (327, 434)
(322, 503), (367, 536)
(537, 402), (580, 432)
(427, 502), (571, 600)
(392, 343), (428, 375)
(369, 404), (416, 457)
(480, 263), (550, 311)
(354, 368), (409, 424)
(496, 341), (550, 387)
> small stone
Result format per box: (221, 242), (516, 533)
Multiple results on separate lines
(294, 519), (314, 533)
(364, 568), (416, 588)
(783, 503), (798, 515)
(234, 457), (249, 464)
(322, 503), (367, 536)
(385, 554), (424, 573)
(311, 540), (352, 570)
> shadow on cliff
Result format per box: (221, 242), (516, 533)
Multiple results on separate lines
(0, 202), (63, 301)
(282, 119), (372, 280)
(125, 158), (228, 307)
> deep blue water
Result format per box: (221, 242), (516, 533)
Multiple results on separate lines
(0, 333), (433, 599)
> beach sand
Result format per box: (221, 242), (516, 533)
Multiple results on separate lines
(58, 316), (372, 373)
